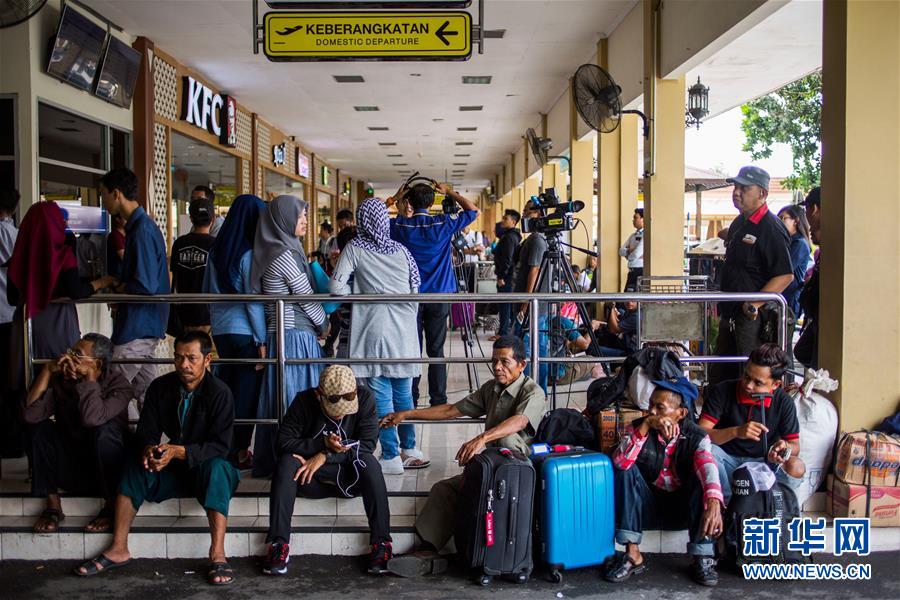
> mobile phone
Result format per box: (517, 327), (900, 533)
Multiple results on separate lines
(778, 446), (792, 461)
(152, 448), (166, 460)
(340, 439), (359, 448)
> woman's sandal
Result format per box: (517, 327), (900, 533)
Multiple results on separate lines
(84, 507), (114, 533)
(73, 554), (132, 577)
(604, 553), (647, 583)
(401, 456), (431, 470)
(207, 562), (235, 586)
(33, 508), (65, 533)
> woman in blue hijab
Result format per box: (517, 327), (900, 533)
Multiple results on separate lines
(202, 194), (267, 468)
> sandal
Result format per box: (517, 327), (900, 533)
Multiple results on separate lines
(208, 562), (235, 586)
(604, 552), (647, 583)
(33, 508), (65, 533)
(84, 507), (114, 533)
(74, 554), (132, 577)
(401, 456), (431, 470)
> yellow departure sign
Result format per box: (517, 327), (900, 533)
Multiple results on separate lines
(264, 11), (472, 61)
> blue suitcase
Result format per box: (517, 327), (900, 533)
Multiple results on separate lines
(534, 450), (616, 583)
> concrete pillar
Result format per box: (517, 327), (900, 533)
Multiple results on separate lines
(819, 0), (900, 430)
(524, 176), (539, 209)
(570, 140), (594, 268)
(643, 0), (685, 278)
(619, 115), (640, 287)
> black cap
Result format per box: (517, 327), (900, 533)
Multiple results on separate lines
(189, 198), (214, 219)
(727, 166), (770, 192)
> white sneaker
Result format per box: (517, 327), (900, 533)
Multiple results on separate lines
(379, 455), (404, 475)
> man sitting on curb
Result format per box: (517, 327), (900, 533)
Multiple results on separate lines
(24, 333), (133, 534)
(379, 335), (546, 577)
(75, 331), (240, 586)
(263, 365), (392, 577)
(698, 343), (805, 505)
(605, 377), (724, 587)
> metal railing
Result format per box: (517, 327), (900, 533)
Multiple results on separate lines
(25, 291), (788, 423)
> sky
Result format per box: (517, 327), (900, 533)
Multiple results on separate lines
(684, 106), (795, 177)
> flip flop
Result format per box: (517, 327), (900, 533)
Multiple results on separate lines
(207, 562), (235, 586)
(74, 554), (132, 577)
(33, 508), (65, 533)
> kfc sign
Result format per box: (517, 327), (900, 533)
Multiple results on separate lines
(182, 76), (235, 147)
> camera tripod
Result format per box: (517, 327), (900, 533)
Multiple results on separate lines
(452, 247), (483, 393)
(519, 231), (601, 404)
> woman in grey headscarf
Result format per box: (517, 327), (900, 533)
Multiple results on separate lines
(250, 195), (327, 477)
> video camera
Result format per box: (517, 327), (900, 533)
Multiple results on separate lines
(521, 188), (585, 235)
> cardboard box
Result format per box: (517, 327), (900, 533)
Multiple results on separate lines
(827, 475), (900, 527)
(597, 408), (647, 452)
(833, 431), (900, 487)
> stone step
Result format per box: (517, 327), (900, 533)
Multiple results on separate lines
(1, 513), (897, 560)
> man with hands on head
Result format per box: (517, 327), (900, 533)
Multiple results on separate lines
(262, 365), (393, 577)
(380, 336), (546, 578)
(606, 377), (724, 587)
(24, 333), (132, 534)
(75, 331), (240, 586)
(698, 343), (805, 505)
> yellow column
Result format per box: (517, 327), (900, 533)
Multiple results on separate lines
(570, 140), (594, 268)
(541, 163), (555, 195)
(619, 115), (639, 287)
(524, 176), (539, 209)
(643, 0), (685, 278)
(819, 0), (900, 430)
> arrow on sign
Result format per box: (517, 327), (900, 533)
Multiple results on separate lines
(435, 20), (459, 46)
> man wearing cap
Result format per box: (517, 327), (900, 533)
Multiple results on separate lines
(170, 196), (216, 336)
(605, 376), (724, 587)
(192, 185), (224, 237)
(262, 365), (392, 577)
(710, 166), (794, 384)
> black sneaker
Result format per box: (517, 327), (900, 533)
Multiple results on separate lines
(690, 556), (719, 587)
(368, 541), (393, 575)
(263, 542), (290, 575)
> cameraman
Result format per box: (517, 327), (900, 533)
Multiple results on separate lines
(389, 182), (479, 406)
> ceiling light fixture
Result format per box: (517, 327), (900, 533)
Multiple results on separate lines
(462, 76), (492, 84)
(334, 75), (365, 83)
(457, 127), (477, 131)
(459, 106), (483, 111)
(454, 154), (470, 157)
(354, 106), (379, 111)
(483, 30), (506, 39)
(368, 126), (389, 131)
(378, 142), (397, 146)
(455, 142), (473, 146)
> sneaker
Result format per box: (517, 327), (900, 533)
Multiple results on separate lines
(690, 556), (719, 587)
(368, 541), (393, 575)
(379, 455), (404, 475)
(263, 542), (290, 575)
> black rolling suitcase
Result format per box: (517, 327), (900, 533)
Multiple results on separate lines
(454, 448), (535, 586)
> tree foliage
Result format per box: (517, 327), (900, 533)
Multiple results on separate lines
(740, 71), (822, 191)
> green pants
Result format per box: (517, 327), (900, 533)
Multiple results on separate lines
(119, 456), (240, 517)
(415, 474), (463, 551)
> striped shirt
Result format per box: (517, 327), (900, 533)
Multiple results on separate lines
(613, 423), (724, 507)
(261, 251), (326, 334)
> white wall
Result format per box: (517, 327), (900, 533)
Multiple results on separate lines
(608, 3), (644, 108)
(546, 86), (571, 157)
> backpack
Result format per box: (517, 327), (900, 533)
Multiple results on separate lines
(534, 408), (597, 449)
(586, 347), (684, 416)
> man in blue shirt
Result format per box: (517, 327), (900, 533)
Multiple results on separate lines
(100, 168), (170, 408)
(389, 182), (479, 405)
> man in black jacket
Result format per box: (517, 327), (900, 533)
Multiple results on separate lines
(491, 209), (521, 338)
(262, 365), (391, 577)
(605, 377), (724, 587)
(75, 331), (240, 586)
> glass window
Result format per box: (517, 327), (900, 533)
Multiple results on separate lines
(264, 168), (305, 201)
(0, 97), (14, 156)
(38, 103), (104, 169)
(110, 127), (130, 169)
(316, 192), (333, 228)
(170, 131), (237, 236)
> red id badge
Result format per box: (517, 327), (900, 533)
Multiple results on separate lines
(485, 511), (495, 547)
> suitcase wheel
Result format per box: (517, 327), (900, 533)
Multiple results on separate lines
(515, 572), (529, 585)
(548, 569), (562, 584)
(478, 574), (492, 586)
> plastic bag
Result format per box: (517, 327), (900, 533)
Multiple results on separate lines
(792, 368), (839, 507)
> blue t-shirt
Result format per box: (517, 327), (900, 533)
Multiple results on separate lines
(112, 206), (170, 345)
(390, 209), (477, 293)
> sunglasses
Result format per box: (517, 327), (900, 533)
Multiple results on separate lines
(317, 390), (356, 404)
